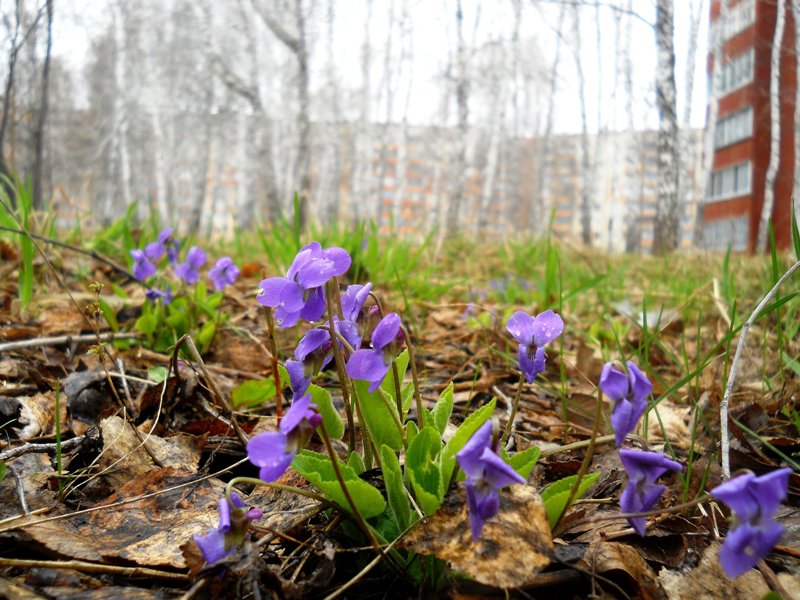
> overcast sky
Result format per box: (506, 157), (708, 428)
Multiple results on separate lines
(52, 0), (709, 135)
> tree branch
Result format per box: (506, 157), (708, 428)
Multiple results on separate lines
(249, 0), (300, 53)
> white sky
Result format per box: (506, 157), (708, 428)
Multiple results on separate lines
(51, 0), (709, 135)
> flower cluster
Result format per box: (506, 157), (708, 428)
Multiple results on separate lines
(129, 228), (240, 298)
(456, 421), (526, 540)
(345, 312), (404, 392)
(711, 468), (791, 577)
(618, 448), (682, 535)
(193, 493), (263, 565)
(257, 242), (351, 327)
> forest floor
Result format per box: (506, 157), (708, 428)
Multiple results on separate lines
(0, 229), (799, 599)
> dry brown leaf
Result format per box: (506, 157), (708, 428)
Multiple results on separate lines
(580, 541), (666, 600)
(401, 484), (552, 589)
(647, 399), (690, 442)
(95, 416), (202, 490)
(37, 304), (89, 336)
(658, 541), (770, 600)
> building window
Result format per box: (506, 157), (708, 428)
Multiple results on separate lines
(720, 49), (754, 94)
(708, 161), (751, 201)
(701, 215), (749, 251)
(715, 106), (752, 148)
(715, 0), (756, 41)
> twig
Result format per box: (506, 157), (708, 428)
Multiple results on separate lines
(720, 258), (800, 479)
(0, 332), (138, 353)
(0, 225), (137, 282)
(180, 335), (249, 448)
(500, 373), (526, 447)
(10, 466), (29, 514)
(0, 435), (85, 461)
(134, 347), (262, 379)
(0, 558), (188, 582)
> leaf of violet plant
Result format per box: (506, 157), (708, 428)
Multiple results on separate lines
(308, 383), (345, 440)
(540, 471), (601, 528)
(353, 379), (403, 452)
(440, 398), (497, 484)
(430, 382), (455, 436)
(292, 450), (387, 519)
(380, 445), (413, 531)
(406, 427), (444, 515)
(505, 445), (541, 480)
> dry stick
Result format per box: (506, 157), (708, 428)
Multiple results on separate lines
(0, 225), (138, 282)
(326, 279), (356, 454)
(0, 332), (138, 353)
(552, 385), (604, 531)
(181, 335), (249, 449)
(0, 435), (85, 461)
(0, 558), (189, 582)
(720, 258), (800, 480)
(262, 306), (283, 418)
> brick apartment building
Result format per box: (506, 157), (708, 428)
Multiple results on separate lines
(703, 0), (797, 252)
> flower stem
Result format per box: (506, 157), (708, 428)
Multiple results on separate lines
(263, 306), (283, 418)
(317, 420), (383, 553)
(500, 372), (526, 446)
(225, 476), (330, 507)
(552, 383), (604, 532)
(400, 324), (424, 422)
(325, 279), (356, 454)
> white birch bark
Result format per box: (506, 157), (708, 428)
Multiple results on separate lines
(109, 0), (132, 221)
(697, 0), (728, 247)
(445, 0), (470, 235)
(374, 0), (397, 225)
(757, 0), (787, 251)
(653, 0), (681, 253)
(572, 5), (593, 245)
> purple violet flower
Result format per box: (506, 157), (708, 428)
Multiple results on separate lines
(208, 256), (240, 291)
(345, 312), (404, 392)
(246, 394), (322, 482)
(285, 328), (335, 398)
(256, 242), (351, 328)
(175, 246), (207, 284)
(130, 249), (157, 282)
(193, 492), (263, 565)
(456, 421), (526, 540)
(619, 449), (682, 536)
(600, 361), (652, 446)
(339, 283), (373, 348)
(145, 284), (173, 305)
(143, 228), (178, 264)
(711, 468), (791, 577)
(505, 310), (564, 383)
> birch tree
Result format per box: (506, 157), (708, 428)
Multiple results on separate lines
(652, 0), (680, 254)
(30, 0), (51, 210)
(445, 0), (470, 235)
(249, 0), (314, 229)
(572, 5), (593, 245)
(757, 0), (787, 251)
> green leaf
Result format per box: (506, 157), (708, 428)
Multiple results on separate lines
(353, 380), (403, 452)
(197, 320), (216, 350)
(506, 446), (541, 479)
(406, 419), (419, 447)
(431, 382), (454, 435)
(347, 451), (366, 475)
(440, 399), (497, 483)
(231, 379), (277, 409)
(0, 460), (6, 482)
(382, 350), (409, 415)
(135, 313), (158, 335)
(380, 445), (412, 530)
(540, 471), (600, 528)
(406, 426), (444, 515)
(98, 298), (118, 332)
(148, 366), (168, 384)
(308, 383), (345, 440)
(293, 451), (386, 519)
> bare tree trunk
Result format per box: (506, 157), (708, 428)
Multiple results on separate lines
(652, 0), (680, 254)
(532, 4), (566, 236)
(0, 0), (22, 204)
(573, 6), (593, 245)
(31, 0), (52, 210)
(375, 0), (397, 225)
(696, 0), (728, 247)
(446, 0), (469, 235)
(350, 0), (373, 223)
(757, 0), (787, 251)
(109, 1), (132, 221)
